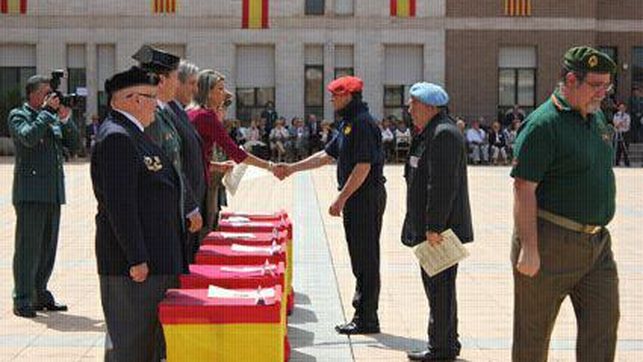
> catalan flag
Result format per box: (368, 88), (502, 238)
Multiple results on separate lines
(504, 0), (532, 16)
(242, 0), (269, 29)
(1, 0), (27, 14)
(390, 0), (416, 18)
(152, 0), (177, 14)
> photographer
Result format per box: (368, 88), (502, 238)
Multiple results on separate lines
(8, 74), (79, 318)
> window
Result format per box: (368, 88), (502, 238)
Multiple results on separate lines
(305, 66), (324, 119)
(498, 47), (536, 116)
(335, 0), (353, 15)
(335, 45), (354, 79)
(383, 85), (412, 122)
(631, 47), (643, 91)
(236, 87), (275, 123)
(305, 0), (325, 15)
(0, 67), (36, 136)
(97, 45), (115, 119)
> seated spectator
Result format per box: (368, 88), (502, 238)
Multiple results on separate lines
(505, 118), (520, 160)
(319, 119), (337, 147)
(395, 120), (412, 147)
(488, 121), (508, 165)
(289, 117), (309, 161)
(380, 119), (395, 162)
(455, 117), (466, 136)
(243, 120), (266, 155)
(269, 118), (290, 162)
(466, 118), (489, 164)
(503, 104), (525, 128)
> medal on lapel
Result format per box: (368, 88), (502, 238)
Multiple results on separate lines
(343, 124), (352, 135)
(144, 156), (164, 172)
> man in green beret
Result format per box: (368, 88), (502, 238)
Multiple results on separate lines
(511, 46), (619, 361)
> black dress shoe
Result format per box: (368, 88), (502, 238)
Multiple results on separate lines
(33, 301), (68, 312)
(407, 349), (456, 361)
(335, 321), (380, 335)
(13, 306), (36, 318)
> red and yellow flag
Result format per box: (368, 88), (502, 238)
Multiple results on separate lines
(242, 0), (269, 29)
(504, 0), (532, 16)
(1, 0), (27, 14)
(390, 0), (416, 17)
(152, 0), (177, 14)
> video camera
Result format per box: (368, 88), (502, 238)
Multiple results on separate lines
(50, 70), (85, 108)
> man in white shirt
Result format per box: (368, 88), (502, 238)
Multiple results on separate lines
(613, 102), (631, 166)
(465, 118), (489, 164)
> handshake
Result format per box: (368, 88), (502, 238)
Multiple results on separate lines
(271, 163), (295, 181)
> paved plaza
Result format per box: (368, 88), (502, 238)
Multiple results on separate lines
(0, 158), (641, 361)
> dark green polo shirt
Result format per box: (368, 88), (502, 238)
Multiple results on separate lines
(511, 90), (615, 226)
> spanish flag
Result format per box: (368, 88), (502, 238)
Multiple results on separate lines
(390, 0), (416, 17)
(152, 0), (177, 14)
(504, 0), (532, 16)
(1, 0), (27, 14)
(242, 0), (269, 29)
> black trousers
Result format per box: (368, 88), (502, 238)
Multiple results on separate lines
(13, 202), (61, 308)
(342, 183), (386, 322)
(420, 264), (461, 357)
(100, 275), (179, 362)
(614, 139), (630, 166)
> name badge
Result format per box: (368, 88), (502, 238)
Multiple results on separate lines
(409, 156), (419, 168)
(143, 156), (163, 172)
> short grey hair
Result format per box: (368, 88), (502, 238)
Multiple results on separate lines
(26, 75), (50, 97)
(195, 69), (226, 107)
(177, 60), (199, 83)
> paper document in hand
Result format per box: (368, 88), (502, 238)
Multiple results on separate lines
(222, 163), (248, 196)
(414, 229), (470, 277)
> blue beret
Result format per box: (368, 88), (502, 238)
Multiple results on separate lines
(409, 82), (449, 106)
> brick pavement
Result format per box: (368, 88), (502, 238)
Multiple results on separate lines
(0, 158), (641, 361)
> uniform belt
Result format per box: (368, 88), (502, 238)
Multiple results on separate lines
(537, 209), (602, 234)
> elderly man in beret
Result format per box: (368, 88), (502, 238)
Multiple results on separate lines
(274, 76), (387, 335)
(91, 66), (184, 361)
(511, 46), (619, 361)
(402, 83), (473, 361)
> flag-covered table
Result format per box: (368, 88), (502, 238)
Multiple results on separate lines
(159, 287), (286, 362)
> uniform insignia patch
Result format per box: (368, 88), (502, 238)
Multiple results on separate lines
(144, 156), (164, 171)
(588, 55), (598, 68)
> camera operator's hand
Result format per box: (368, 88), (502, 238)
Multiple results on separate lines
(58, 106), (71, 124)
(42, 93), (61, 112)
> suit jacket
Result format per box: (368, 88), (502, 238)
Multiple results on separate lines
(8, 103), (79, 205)
(168, 101), (207, 211)
(402, 111), (473, 246)
(91, 111), (184, 276)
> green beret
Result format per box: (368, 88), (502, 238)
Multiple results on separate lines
(563, 46), (616, 74)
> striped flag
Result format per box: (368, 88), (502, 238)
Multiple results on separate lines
(390, 0), (416, 17)
(242, 0), (269, 29)
(152, 0), (177, 14)
(1, 0), (27, 14)
(504, 0), (532, 16)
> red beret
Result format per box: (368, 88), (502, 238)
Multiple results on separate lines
(327, 76), (363, 95)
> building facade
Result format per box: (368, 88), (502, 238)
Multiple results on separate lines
(0, 0), (641, 132)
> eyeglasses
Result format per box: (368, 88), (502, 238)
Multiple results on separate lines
(585, 82), (614, 93)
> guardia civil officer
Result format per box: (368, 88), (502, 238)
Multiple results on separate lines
(133, 45), (203, 266)
(92, 66), (184, 361)
(274, 76), (386, 334)
(8, 75), (79, 318)
(402, 83), (473, 361)
(511, 46), (619, 362)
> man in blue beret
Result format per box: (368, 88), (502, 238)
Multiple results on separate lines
(511, 46), (619, 361)
(402, 82), (473, 361)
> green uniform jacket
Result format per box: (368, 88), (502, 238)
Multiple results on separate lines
(8, 103), (79, 205)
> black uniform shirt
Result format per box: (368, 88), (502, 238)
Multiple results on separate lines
(324, 99), (385, 191)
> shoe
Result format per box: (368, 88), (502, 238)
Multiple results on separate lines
(13, 306), (36, 318)
(335, 321), (380, 335)
(33, 301), (68, 312)
(407, 349), (456, 361)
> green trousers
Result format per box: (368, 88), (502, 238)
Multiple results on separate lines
(511, 218), (619, 362)
(12, 202), (61, 308)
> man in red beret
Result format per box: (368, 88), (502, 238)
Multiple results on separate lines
(275, 76), (387, 335)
